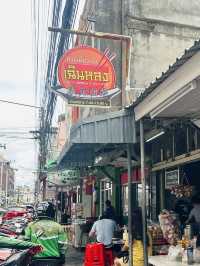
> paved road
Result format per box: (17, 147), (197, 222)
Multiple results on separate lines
(64, 246), (84, 266)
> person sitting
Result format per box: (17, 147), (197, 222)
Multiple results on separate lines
(25, 201), (67, 265)
(114, 208), (152, 266)
(89, 213), (117, 248)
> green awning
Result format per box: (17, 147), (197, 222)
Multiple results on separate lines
(45, 160), (57, 171)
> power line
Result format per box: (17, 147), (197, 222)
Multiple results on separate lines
(0, 99), (41, 109)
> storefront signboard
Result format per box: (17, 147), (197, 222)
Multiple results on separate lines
(47, 170), (80, 186)
(165, 169), (179, 189)
(56, 46), (120, 107)
(120, 168), (149, 184)
(58, 170), (80, 184)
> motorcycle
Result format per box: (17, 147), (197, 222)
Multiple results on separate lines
(0, 236), (43, 266)
(0, 217), (29, 236)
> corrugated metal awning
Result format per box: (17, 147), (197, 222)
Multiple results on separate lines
(57, 109), (136, 168)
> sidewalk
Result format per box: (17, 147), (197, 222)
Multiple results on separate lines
(64, 246), (84, 266)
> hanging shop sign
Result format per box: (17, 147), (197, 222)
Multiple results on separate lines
(83, 176), (95, 195)
(165, 169), (179, 189)
(58, 170), (80, 184)
(56, 46), (120, 107)
(120, 168), (149, 185)
(47, 170), (80, 186)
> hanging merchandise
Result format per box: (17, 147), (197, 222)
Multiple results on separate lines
(170, 173), (193, 198)
(170, 185), (193, 198)
(159, 209), (180, 245)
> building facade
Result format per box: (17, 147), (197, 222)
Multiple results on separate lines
(45, 0), (200, 223)
(0, 155), (15, 204)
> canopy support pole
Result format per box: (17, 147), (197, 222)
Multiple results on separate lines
(127, 144), (133, 266)
(140, 119), (148, 266)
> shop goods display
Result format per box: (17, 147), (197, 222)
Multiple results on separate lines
(71, 203), (83, 218)
(170, 185), (193, 198)
(159, 210), (180, 245)
(148, 223), (169, 255)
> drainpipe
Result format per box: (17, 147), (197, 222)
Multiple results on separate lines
(140, 119), (148, 266)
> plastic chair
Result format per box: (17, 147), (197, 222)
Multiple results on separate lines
(104, 248), (114, 266)
(84, 243), (105, 266)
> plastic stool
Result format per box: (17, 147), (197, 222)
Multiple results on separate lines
(104, 248), (114, 266)
(84, 243), (105, 266)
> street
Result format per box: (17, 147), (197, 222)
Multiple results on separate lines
(65, 247), (84, 266)
(1, 1), (200, 266)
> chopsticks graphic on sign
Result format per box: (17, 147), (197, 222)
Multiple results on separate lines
(96, 48), (116, 71)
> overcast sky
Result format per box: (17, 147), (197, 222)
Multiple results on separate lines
(0, 0), (37, 186)
(0, 0), (86, 188)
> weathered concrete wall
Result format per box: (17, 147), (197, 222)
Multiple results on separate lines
(126, 16), (200, 104)
(124, 0), (200, 104)
(78, 0), (200, 107)
(128, 0), (200, 26)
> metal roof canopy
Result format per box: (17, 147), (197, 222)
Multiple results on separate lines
(134, 50), (200, 121)
(57, 109), (136, 168)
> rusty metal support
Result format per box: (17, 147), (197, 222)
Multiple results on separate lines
(140, 119), (148, 266)
(127, 144), (133, 266)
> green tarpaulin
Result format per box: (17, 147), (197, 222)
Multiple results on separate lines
(0, 236), (37, 249)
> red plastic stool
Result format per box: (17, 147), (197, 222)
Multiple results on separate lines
(84, 243), (105, 266)
(104, 248), (114, 266)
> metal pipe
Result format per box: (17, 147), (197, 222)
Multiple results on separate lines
(48, 27), (131, 41)
(100, 181), (102, 216)
(127, 144), (133, 266)
(140, 119), (148, 266)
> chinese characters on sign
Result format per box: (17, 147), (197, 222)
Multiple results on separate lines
(56, 46), (120, 107)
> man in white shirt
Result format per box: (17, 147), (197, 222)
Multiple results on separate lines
(89, 214), (117, 247)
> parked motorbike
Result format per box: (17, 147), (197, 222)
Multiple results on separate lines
(1, 217), (29, 236)
(0, 235), (43, 266)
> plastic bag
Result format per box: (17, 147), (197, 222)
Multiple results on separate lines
(159, 210), (180, 245)
(168, 245), (183, 261)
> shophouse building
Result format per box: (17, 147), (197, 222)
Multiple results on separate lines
(0, 155), (15, 200)
(46, 0), (200, 226)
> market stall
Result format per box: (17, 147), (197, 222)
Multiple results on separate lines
(63, 202), (94, 248)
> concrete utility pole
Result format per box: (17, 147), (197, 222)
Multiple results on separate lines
(0, 162), (3, 192)
(5, 167), (8, 208)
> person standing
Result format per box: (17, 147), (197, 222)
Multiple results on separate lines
(186, 194), (200, 236)
(25, 201), (68, 265)
(104, 200), (116, 220)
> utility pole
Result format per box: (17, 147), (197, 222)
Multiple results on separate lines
(5, 167), (8, 208)
(0, 162), (3, 193)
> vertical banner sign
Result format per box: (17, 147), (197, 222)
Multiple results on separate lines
(56, 46), (119, 107)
